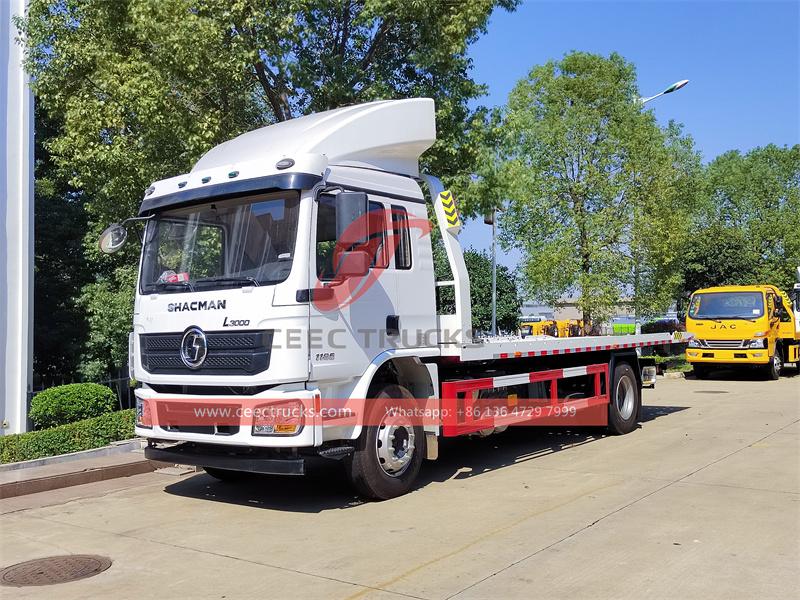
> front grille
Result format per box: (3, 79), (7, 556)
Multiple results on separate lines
(704, 339), (744, 349)
(140, 330), (273, 375)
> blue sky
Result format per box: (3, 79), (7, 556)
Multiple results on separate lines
(458, 0), (800, 271)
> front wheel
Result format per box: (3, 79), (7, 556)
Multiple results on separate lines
(344, 384), (425, 500)
(692, 364), (710, 379)
(764, 351), (781, 380)
(607, 362), (641, 435)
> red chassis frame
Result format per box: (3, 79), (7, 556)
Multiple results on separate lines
(440, 363), (610, 437)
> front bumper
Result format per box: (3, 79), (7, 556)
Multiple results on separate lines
(145, 443), (306, 475)
(686, 349), (770, 365)
(134, 386), (320, 448)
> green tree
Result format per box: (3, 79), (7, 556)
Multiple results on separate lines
(434, 247), (521, 334)
(19, 0), (518, 376)
(32, 107), (93, 379)
(467, 52), (700, 329)
(675, 144), (800, 313)
(676, 224), (761, 315)
(697, 146), (799, 283)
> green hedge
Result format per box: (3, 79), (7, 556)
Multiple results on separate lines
(0, 409), (135, 464)
(612, 323), (636, 335)
(29, 383), (117, 429)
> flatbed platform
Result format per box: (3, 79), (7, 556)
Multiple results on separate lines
(448, 331), (688, 361)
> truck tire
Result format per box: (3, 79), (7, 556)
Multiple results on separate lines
(344, 384), (425, 500)
(607, 362), (640, 435)
(203, 467), (249, 482)
(764, 351), (781, 380)
(693, 364), (710, 379)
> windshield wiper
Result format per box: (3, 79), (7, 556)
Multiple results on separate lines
(194, 276), (260, 288)
(153, 281), (195, 292)
(697, 316), (757, 323)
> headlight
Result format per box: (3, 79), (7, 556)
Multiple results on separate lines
(748, 338), (767, 349)
(252, 400), (305, 436)
(688, 338), (703, 348)
(136, 398), (152, 429)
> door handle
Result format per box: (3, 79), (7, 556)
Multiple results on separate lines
(386, 315), (400, 336)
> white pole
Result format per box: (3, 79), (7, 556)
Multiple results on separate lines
(1, 0), (34, 434)
(639, 91), (665, 105)
(491, 215), (497, 336)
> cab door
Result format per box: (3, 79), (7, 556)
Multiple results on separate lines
(774, 292), (797, 341)
(307, 193), (397, 383)
(388, 200), (437, 349)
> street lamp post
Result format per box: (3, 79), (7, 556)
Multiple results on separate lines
(639, 79), (689, 105)
(632, 77), (689, 328)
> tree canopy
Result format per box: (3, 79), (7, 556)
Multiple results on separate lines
(32, 108), (93, 379)
(678, 144), (800, 310)
(462, 52), (702, 328)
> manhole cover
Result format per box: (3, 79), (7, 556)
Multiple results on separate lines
(0, 555), (112, 587)
(694, 390), (729, 394)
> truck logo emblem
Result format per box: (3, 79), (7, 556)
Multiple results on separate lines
(180, 327), (208, 369)
(168, 300), (226, 312)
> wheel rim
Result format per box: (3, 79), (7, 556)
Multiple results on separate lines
(375, 414), (416, 477)
(773, 354), (782, 376)
(616, 376), (635, 420)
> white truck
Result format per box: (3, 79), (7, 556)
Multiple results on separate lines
(100, 98), (684, 499)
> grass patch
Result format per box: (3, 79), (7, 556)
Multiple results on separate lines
(0, 409), (135, 464)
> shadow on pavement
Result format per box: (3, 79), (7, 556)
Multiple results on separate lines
(685, 367), (798, 381)
(163, 404), (689, 512)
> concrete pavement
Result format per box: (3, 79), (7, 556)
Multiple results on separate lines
(1, 375), (798, 599)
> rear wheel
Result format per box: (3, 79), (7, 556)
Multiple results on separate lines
(607, 362), (640, 435)
(344, 384), (425, 500)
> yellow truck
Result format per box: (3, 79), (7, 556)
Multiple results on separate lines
(685, 283), (800, 379)
(519, 319), (583, 338)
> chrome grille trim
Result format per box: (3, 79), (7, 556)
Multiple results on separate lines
(704, 339), (745, 349)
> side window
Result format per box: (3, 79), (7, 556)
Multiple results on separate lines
(775, 295), (792, 322)
(315, 195), (387, 281)
(367, 201), (388, 269)
(391, 205), (412, 270)
(316, 196), (337, 281)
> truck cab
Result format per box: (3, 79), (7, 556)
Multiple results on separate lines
(120, 99), (440, 452)
(685, 284), (799, 379)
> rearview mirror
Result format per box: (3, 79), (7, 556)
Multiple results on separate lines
(336, 191), (368, 245)
(335, 250), (370, 279)
(98, 224), (128, 254)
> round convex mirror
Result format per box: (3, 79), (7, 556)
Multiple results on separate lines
(98, 224), (128, 254)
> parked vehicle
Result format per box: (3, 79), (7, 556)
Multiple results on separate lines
(99, 99), (687, 499)
(520, 319), (583, 338)
(685, 282), (800, 379)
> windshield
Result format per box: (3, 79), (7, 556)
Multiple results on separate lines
(140, 191), (300, 294)
(688, 291), (765, 320)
